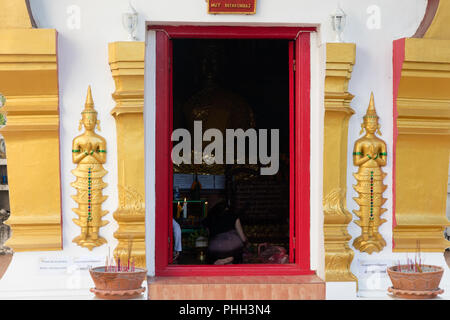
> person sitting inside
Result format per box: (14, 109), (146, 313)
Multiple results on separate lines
(172, 218), (182, 262)
(202, 201), (248, 265)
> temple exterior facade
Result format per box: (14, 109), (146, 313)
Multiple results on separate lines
(0, 0), (448, 300)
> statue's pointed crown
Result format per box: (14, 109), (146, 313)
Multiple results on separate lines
(363, 92), (378, 119)
(82, 85), (97, 114)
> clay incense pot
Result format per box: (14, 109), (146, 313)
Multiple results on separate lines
(0, 251), (13, 280)
(387, 265), (444, 299)
(89, 266), (147, 300)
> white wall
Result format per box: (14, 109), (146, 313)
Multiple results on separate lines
(310, 34), (326, 280)
(144, 30), (156, 277)
(2, 0), (446, 299)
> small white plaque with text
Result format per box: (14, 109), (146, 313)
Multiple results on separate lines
(38, 256), (104, 275)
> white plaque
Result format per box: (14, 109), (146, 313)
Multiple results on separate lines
(39, 256), (105, 275)
(38, 257), (70, 275)
(73, 256), (105, 271)
(357, 259), (393, 297)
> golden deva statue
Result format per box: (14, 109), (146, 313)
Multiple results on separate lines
(71, 86), (108, 250)
(352, 92), (387, 254)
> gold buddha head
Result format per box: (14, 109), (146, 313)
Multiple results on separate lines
(79, 86), (100, 131)
(361, 92), (381, 135)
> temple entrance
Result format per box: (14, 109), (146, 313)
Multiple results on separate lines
(170, 39), (290, 265)
(152, 26), (312, 276)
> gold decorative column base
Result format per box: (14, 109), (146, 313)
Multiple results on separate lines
(324, 189), (357, 282)
(113, 189), (146, 267)
(323, 43), (357, 282)
(109, 41), (146, 267)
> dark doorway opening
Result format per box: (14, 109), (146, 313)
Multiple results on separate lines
(171, 39), (291, 266)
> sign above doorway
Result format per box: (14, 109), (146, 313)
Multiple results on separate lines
(207, 0), (257, 15)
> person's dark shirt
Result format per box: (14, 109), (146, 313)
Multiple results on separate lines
(203, 203), (239, 238)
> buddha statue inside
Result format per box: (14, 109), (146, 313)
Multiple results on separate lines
(71, 86), (109, 250)
(352, 92), (388, 254)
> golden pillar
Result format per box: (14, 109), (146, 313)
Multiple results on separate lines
(323, 43), (357, 282)
(393, 1), (450, 252)
(394, 38), (450, 251)
(0, 1), (62, 251)
(108, 42), (146, 267)
(0, 0), (35, 29)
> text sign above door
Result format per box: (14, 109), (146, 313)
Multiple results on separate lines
(208, 0), (257, 14)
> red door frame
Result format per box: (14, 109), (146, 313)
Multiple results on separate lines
(152, 25), (313, 276)
(288, 40), (295, 264)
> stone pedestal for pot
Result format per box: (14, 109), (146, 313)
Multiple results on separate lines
(387, 265), (444, 299)
(89, 267), (147, 300)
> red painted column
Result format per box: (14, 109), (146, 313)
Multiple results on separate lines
(295, 32), (311, 271)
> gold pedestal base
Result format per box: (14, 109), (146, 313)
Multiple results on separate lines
(353, 233), (386, 254)
(73, 236), (107, 251)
